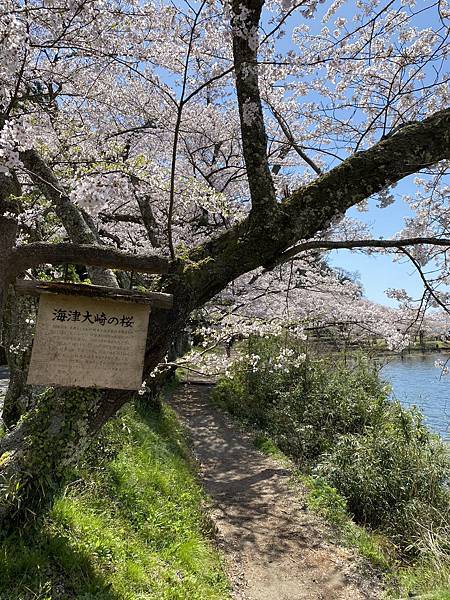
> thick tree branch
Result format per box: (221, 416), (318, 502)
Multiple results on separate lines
(20, 150), (97, 245)
(270, 236), (450, 268)
(186, 107), (450, 305)
(19, 149), (118, 287)
(281, 109), (450, 247)
(11, 243), (169, 275)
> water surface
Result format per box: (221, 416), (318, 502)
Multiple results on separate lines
(380, 353), (450, 440)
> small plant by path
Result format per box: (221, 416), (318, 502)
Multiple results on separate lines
(169, 384), (382, 600)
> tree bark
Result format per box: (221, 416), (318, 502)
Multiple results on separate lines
(231, 0), (277, 219)
(19, 149), (119, 288)
(0, 217), (18, 343)
(1, 288), (36, 429)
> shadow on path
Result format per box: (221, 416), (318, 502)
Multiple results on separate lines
(169, 384), (381, 600)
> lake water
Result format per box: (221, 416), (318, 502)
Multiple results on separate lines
(380, 353), (450, 441)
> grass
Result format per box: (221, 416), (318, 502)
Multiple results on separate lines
(390, 562), (450, 600)
(299, 475), (393, 572)
(0, 399), (230, 600)
(253, 431), (394, 571)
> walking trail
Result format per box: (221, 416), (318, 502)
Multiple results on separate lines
(169, 383), (381, 600)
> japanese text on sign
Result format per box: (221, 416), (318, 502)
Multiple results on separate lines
(52, 308), (135, 327)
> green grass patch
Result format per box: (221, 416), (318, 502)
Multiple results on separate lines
(300, 475), (393, 571)
(252, 432), (450, 598)
(389, 562), (450, 600)
(252, 433), (284, 459)
(253, 433), (392, 572)
(0, 401), (230, 599)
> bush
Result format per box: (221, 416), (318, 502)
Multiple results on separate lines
(214, 338), (388, 463)
(213, 336), (450, 558)
(268, 358), (388, 463)
(316, 403), (450, 552)
(213, 336), (301, 428)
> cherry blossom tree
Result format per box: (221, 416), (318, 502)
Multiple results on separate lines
(0, 0), (449, 525)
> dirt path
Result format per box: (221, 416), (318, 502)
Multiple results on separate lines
(169, 384), (381, 600)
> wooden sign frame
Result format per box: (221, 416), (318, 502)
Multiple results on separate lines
(15, 279), (173, 309)
(18, 278), (173, 390)
(26, 293), (151, 389)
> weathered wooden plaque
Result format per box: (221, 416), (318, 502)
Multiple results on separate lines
(27, 293), (150, 390)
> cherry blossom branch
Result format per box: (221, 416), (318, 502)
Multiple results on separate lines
(268, 102), (322, 175)
(399, 247), (450, 316)
(19, 149), (119, 287)
(260, 2), (308, 46)
(18, 152), (97, 245)
(167, 0), (207, 260)
(183, 66), (234, 104)
(404, 289), (429, 335)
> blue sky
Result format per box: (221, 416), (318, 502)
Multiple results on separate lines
(328, 178), (423, 307)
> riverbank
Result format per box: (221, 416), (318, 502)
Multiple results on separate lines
(212, 339), (450, 599)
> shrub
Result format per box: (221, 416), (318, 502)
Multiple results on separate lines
(213, 336), (302, 428)
(268, 358), (388, 463)
(316, 403), (450, 552)
(214, 336), (450, 558)
(214, 337), (388, 463)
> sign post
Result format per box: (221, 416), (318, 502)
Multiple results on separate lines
(18, 280), (173, 391)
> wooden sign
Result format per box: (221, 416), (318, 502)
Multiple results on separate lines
(27, 293), (151, 390)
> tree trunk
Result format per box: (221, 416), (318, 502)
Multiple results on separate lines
(0, 386), (116, 525)
(1, 289), (36, 429)
(0, 217), (18, 344)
